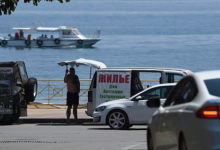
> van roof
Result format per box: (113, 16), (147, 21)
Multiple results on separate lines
(97, 67), (192, 74)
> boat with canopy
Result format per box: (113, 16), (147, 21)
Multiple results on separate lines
(0, 26), (101, 48)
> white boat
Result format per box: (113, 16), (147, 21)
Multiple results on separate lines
(0, 26), (101, 48)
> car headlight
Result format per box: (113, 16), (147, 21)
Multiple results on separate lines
(95, 106), (107, 112)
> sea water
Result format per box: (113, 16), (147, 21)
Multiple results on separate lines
(0, 0), (220, 103)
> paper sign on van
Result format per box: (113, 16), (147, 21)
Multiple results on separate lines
(96, 71), (131, 105)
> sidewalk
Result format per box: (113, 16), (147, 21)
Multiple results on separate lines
(20, 104), (93, 124)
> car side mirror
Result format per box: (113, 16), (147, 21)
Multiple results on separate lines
(147, 97), (161, 108)
(134, 96), (142, 101)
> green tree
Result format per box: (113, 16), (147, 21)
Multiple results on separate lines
(0, 0), (70, 15)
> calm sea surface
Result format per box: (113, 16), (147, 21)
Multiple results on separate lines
(1, 0), (220, 103)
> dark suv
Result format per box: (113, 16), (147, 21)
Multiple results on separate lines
(0, 61), (37, 124)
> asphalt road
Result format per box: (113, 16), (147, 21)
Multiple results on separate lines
(0, 124), (147, 150)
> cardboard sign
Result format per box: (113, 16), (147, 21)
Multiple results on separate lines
(96, 71), (131, 106)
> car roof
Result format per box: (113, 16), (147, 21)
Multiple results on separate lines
(145, 83), (176, 90)
(0, 61), (24, 67)
(195, 70), (220, 80)
(0, 61), (17, 67)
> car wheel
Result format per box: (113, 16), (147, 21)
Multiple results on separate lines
(0, 114), (4, 124)
(0, 115), (13, 125)
(128, 124), (133, 128)
(179, 135), (188, 150)
(147, 129), (154, 150)
(12, 104), (20, 123)
(107, 110), (129, 130)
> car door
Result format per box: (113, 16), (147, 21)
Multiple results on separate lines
(156, 77), (198, 150)
(130, 86), (173, 124)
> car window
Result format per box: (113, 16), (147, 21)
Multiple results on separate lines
(0, 80), (11, 96)
(14, 67), (22, 83)
(164, 77), (197, 107)
(0, 67), (13, 80)
(161, 86), (173, 98)
(204, 78), (220, 97)
(137, 86), (173, 100)
(18, 63), (28, 82)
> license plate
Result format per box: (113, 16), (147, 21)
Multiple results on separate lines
(0, 108), (13, 114)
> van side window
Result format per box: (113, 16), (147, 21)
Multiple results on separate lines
(166, 73), (183, 83)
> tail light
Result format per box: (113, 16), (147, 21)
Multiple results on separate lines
(88, 90), (93, 102)
(197, 106), (220, 118)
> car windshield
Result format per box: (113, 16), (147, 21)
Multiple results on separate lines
(0, 80), (11, 96)
(0, 67), (13, 80)
(204, 78), (220, 97)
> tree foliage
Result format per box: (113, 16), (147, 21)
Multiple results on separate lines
(0, 0), (70, 15)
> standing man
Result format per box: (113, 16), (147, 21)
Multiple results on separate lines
(64, 67), (80, 123)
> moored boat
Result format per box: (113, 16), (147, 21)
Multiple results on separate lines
(0, 26), (101, 48)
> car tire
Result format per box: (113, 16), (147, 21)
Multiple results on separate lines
(107, 110), (129, 130)
(11, 104), (20, 123)
(179, 134), (188, 150)
(147, 129), (154, 150)
(0, 115), (13, 125)
(128, 124), (133, 128)
(0, 114), (5, 125)
(25, 78), (38, 103)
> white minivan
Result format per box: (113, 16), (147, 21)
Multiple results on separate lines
(86, 67), (192, 116)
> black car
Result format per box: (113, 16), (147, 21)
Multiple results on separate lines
(0, 61), (37, 124)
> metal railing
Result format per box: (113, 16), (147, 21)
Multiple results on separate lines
(36, 79), (158, 104)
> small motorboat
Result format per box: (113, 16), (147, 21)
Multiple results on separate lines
(0, 26), (101, 48)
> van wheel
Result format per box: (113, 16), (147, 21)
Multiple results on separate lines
(107, 110), (129, 130)
(25, 78), (38, 103)
(179, 134), (188, 150)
